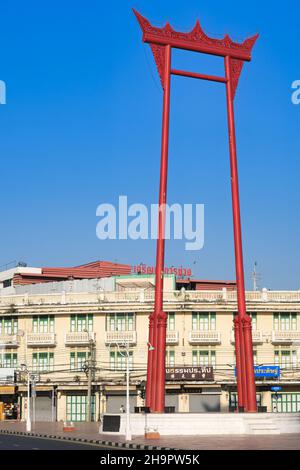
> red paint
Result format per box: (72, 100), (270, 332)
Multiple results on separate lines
(134, 9), (258, 413)
(133, 9), (258, 62)
(150, 44), (172, 412)
(132, 264), (192, 277)
(224, 55), (256, 412)
(12, 261), (132, 286)
(172, 69), (227, 84)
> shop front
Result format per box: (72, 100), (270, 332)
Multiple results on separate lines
(0, 386), (18, 420)
(166, 366), (220, 412)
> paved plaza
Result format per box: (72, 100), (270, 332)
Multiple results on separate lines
(0, 421), (299, 450)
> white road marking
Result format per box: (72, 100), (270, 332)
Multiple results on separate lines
(32, 447), (39, 450)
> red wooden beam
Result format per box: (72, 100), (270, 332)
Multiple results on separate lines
(171, 69), (227, 83)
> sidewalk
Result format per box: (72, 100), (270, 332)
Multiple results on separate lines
(0, 421), (175, 450)
(0, 421), (300, 450)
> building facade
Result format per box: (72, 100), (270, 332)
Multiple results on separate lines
(0, 275), (300, 421)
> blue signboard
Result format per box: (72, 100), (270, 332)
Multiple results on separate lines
(271, 386), (282, 392)
(234, 366), (280, 378)
(254, 366), (280, 378)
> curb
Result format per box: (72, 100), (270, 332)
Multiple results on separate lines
(0, 429), (174, 451)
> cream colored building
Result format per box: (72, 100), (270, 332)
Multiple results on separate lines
(0, 274), (300, 421)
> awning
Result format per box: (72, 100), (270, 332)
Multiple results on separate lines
(0, 386), (16, 395)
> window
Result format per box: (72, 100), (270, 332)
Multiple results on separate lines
(273, 313), (297, 331)
(272, 393), (300, 413)
(70, 314), (93, 332)
(0, 317), (18, 335)
(230, 393), (261, 409)
(192, 313), (216, 331)
(166, 349), (175, 367)
(3, 279), (12, 288)
(253, 349), (257, 365)
(70, 351), (88, 371)
(33, 316), (54, 333)
(0, 353), (17, 368)
(167, 313), (175, 331)
(234, 349), (257, 366)
(110, 350), (133, 371)
(274, 349), (297, 369)
(66, 395), (95, 422)
(32, 352), (54, 372)
(192, 349), (216, 367)
(107, 313), (134, 332)
(251, 313), (257, 331)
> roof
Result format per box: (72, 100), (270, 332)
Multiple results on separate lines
(12, 260), (131, 286)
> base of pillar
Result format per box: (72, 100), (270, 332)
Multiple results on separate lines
(99, 413), (300, 436)
(145, 432), (160, 439)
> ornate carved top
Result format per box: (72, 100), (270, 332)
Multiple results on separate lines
(133, 10), (258, 95)
(133, 9), (258, 59)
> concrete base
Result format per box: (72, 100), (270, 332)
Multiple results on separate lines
(145, 431), (160, 439)
(100, 413), (300, 436)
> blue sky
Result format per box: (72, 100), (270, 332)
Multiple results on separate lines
(0, 0), (299, 289)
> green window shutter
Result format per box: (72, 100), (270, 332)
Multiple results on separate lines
(50, 316), (55, 333)
(251, 313), (257, 331)
(192, 313), (198, 331)
(168, 313), (175, 331)
(210, 313), (216, 330)
(110, 351), (115, 370)
(292, 314), (297, 331)
(192, 350), (198, 366)
(127, 313), (134, 331)
(70, 352), (75, 370)
(88, 314), (93, 332)
(70, 315), (76, 332)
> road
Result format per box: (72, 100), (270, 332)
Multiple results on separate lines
(0, 434), (108, 450)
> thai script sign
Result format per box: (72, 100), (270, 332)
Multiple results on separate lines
(166, 366), (214, 381)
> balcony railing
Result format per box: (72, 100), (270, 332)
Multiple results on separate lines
(272, 330), (300, 344)
(166, 330), (179, 345)
(26, 332), (56, 347)
(0, 334), (19, 347)
(230, 330), (263, 344)
(1, 289), (300, 306)
(105, 330), (137, 345)
(188, 330), (221, 344)
(65, 331), (96, 346)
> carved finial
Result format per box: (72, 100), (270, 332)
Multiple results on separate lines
(191, 19), (202, 35)
(132, 8), (151, 31)
(243, 33), (259, 50)
(164, 22), (174, 34)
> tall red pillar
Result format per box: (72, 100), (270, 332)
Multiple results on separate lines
(225, 55), (257, 412)
(145, 314), (155, 407)
(151, 44), (172, 412)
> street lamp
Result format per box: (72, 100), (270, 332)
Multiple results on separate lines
(20, 364), (31, 432)
(115, 341), (132, 441)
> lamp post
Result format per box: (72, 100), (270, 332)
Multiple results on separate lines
(115, 341), (132, 441)
(21, 364), (31, 432)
